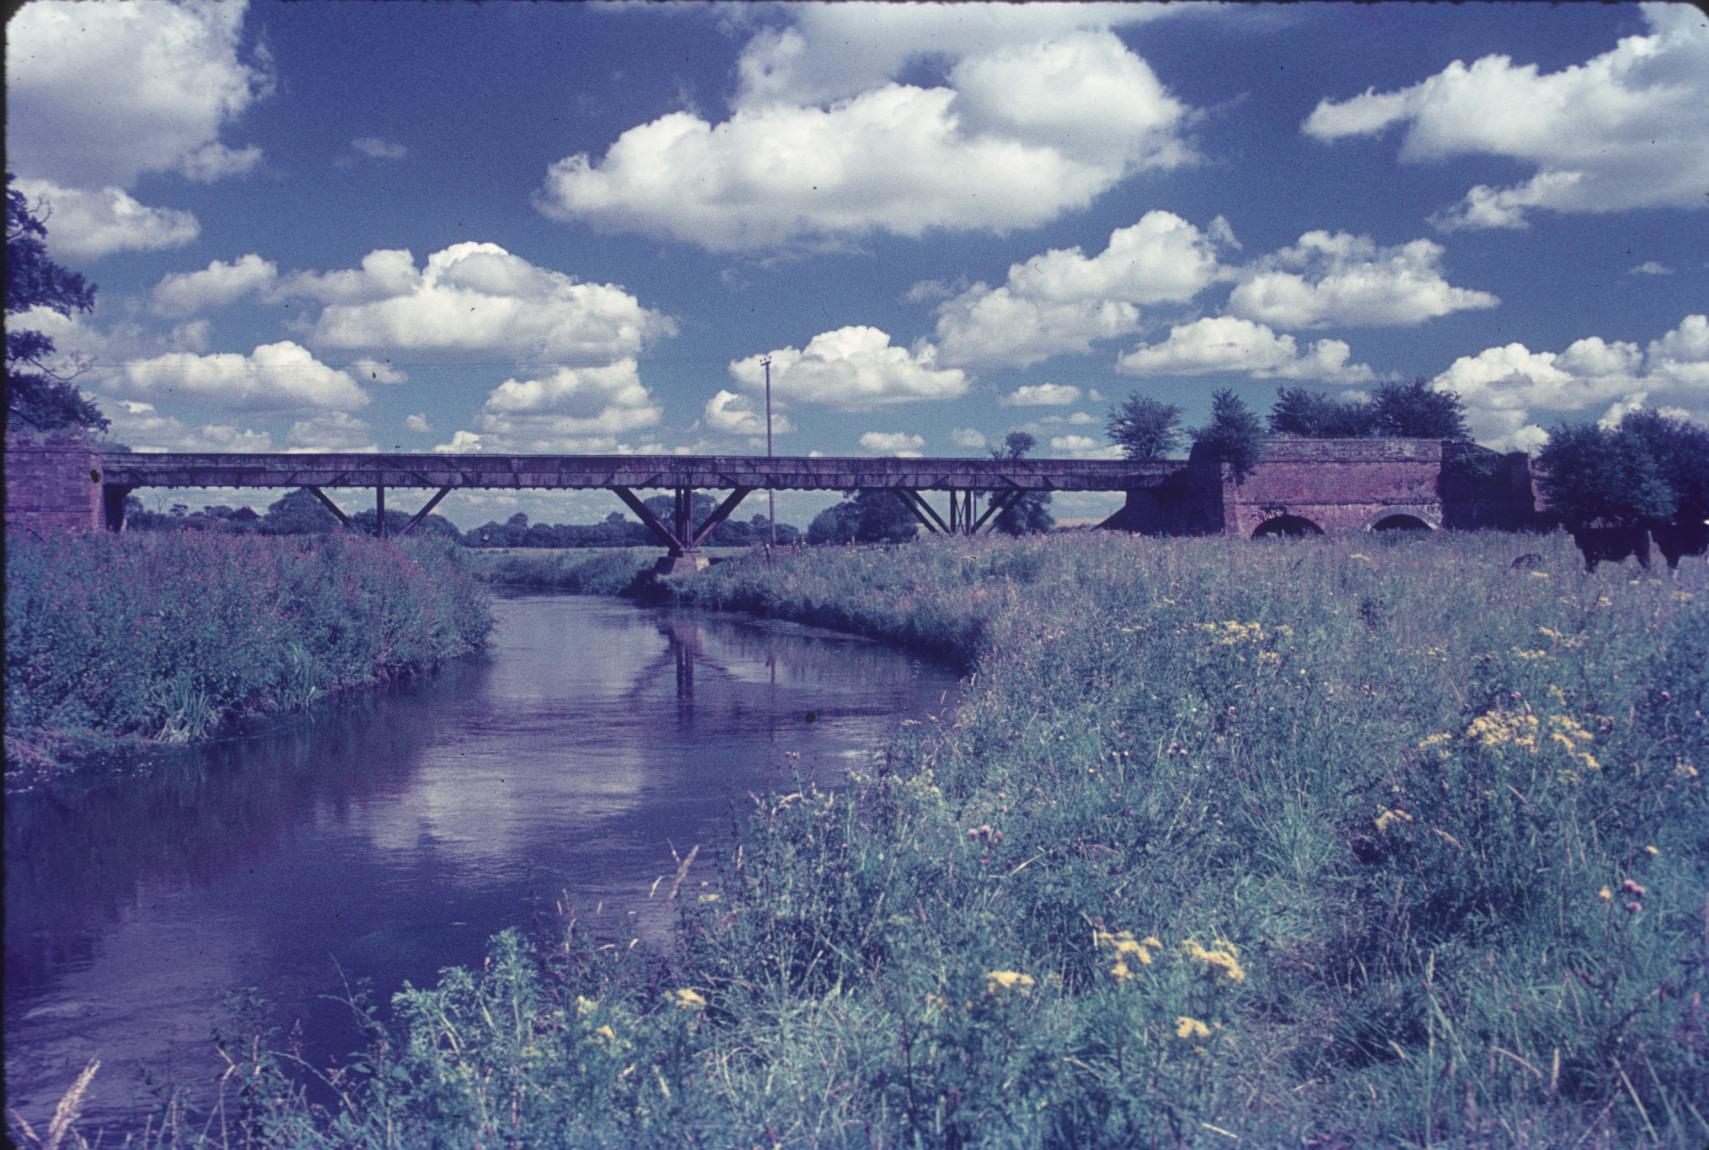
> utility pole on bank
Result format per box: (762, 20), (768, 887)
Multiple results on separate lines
(763, 355), (776, 546)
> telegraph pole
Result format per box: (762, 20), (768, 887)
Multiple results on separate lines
(763, 354), (776, 546)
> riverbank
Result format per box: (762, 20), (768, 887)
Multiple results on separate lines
(28, 530), (1707, 1147)
(4, 531), (491, 781)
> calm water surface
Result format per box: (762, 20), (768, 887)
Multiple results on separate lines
(4, 594), (956, 1130)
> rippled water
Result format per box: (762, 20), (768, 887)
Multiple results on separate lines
(4, 593), (956, 1131)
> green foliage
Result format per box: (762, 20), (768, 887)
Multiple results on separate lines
(808, 489), (918, 544)
(1371, 377), (1470, 439)
(1618, 407), (1709, 519)
(1267, 380), (1468, 440)
(1106, 393), (1183, 460)
(990, 431), (1054, 535)
(1191, 388), (1265, 480)
(1267, 386), (1376, 437)
(5, 174), (106, 432)
(1536, 420), (1677, 526)
(4, 533), (491, 766)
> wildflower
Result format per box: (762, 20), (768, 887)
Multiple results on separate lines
(669, 988), (707, 1011)
(1511, 648), (1548, 660)
(1416, 732), (1452, 751)
(1175, 1016), (1212, 1040)
(1466, 710), (1540, 753)
(575, 996), (597, 1017)
(594, 1025), (616, 1041)
(1183, 939), (1247, 983)
(1598, 886), (1613, 901)
(1375, 807), (1413, 833)
(1529, 571), (1550, 580)
(985, 970), (1035, 995)
(1645, 844), (1660, 856)
(1620, 879), (1646, 897)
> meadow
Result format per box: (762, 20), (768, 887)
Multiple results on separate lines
(3, 531), (491, 778)
(18, 530), (1707, 1148)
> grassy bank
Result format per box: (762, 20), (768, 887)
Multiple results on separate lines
(4, 531), (491, 776)
(463, 547), (659, 594)
(27, 531), (1708, 1148)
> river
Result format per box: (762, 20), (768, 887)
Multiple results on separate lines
(3, 593), (957, 1133)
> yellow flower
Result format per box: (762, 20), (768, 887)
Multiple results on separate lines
(1375, 807), (1413, 833)
(1645, 845), (1660, 856)
(1183, 938), (1247, 983)
(1175, 1016), (1212, 1040)
(594, 1025), (616, 1042)
(1598, 886), (1613, 901)
(575, 996), (597, 1017)
(1416, 732), (1452, 751)
(985, 970), (1035, 995)
(669, 988), (707, 1011)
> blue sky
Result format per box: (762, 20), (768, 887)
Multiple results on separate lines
(8, 1), (1707, 527)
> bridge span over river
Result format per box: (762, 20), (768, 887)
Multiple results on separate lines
(4, 438), (1542, 565)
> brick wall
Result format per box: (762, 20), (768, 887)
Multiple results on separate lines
(4, 432), (104, 534)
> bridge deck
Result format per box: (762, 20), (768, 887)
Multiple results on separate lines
(96, 452), (1182, 492)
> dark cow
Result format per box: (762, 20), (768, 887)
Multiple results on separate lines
(1649, 518), (1709, 571)
(1568, 524), (1651, 573)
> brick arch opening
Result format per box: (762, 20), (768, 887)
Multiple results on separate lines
(1370, 513), (1435, 532)
(1253, 514), (1324, 538)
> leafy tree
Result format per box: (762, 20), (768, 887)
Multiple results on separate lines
(1106, 393), (1183, 460)
(808, 489), (917, 544)
(1267, 386), (1376, 438)
(6, 175), (105, 432)
(1534, 421), (1675, 526)
(262, 488), (341, 534)
(1617, 408), (1709, 521)
(990, 431), (1054, 535)
(1191, 389), (1265, 481)
(1370, 378), (1469, 439)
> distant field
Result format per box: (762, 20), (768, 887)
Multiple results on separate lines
(61, 530), (1708, 1148)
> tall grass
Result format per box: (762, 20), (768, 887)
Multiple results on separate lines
(21, 531), (1707, 1147)
(5, 531), (491, 770)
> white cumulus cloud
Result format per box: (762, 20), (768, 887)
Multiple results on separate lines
(351, 358), (408, 385)
(933, 211), (1234, 368)
(538, 11), (1195, 252)
(1303, 5), (1709, 230)
(150, 254), (279, 317)
(950, 428), (989, 450)
(469, 359), (663, 452)
(13, 180), (200, 261)
(1430, 314), (1709, 448)
(729, 327), (968, 410)
(306, 243), (675, 365)
(1229, 231), (1498, 328)
(703, 389), (793, 436)
(287, 412), (376, 453)
(111, 341), (370, 413)
(98, 398), (274, 453)
(1047, 434), (1124, 460)
(404, 413), (432, 433)
(859, 431), (926, 457)
(1001, 384), (1082, 407)
(1117, 316), (1377, 383)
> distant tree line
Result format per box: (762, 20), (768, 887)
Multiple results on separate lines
(124, 489), (804, 548)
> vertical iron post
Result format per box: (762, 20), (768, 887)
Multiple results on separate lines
(763, 355), (775, 546)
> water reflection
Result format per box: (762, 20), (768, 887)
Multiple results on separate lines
(4, 596), (954, 1132)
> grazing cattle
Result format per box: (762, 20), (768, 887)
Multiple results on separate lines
(1649, 518), (1709, 571)
(1568, 525), (1651, 573)
(1510, 552), (1544, 570)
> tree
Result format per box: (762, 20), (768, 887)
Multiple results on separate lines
(6, 175), (106, 432)
(1534, 421), (1675, 526)
(1370, 378), (1469, 439)
(808, 489), (917, 544)
(1617, 407), (1709, 521)
(1191, 389), (1265, 481)
(1106, 393), (1183, 460)
(262, 488), (340, 534)
(990, 431), (1054, 535)
(1267, 386), (1376, 438)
